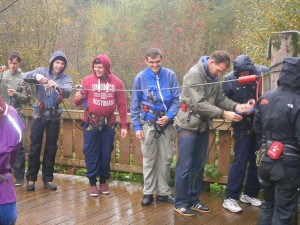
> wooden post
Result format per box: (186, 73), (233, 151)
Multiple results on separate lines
(263, 31), (300, 94)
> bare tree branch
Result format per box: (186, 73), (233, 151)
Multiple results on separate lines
(0, 0), (19, 13)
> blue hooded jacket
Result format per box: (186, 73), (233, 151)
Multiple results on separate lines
(130, 67), (180, 132)
(222, 55), (269, 133)
(25, 51), (72, 108)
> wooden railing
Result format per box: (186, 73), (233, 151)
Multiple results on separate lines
(22, 108), (233, 184)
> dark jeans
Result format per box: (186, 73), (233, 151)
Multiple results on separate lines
(225, 133), (260, 199)
(257, 154), (300, 225)
(83, 122), (115, 185)
(174, 128), (209, 208)
(26, 118), (60, 183)
(13, 141), (25, 179)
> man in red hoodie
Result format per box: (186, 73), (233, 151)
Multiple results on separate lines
(74, 54), (128, 197)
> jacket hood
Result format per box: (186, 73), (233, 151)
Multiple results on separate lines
(49, 51), (67, 75)
(277, 57), (300, 94)
(92, 54), (112, 77)
(233, 55), (257, 77)
(199, 55), (218, 82)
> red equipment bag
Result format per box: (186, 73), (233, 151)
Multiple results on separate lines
(267, 141), (284, 160)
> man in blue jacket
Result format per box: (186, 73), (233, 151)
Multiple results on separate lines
(130, 48), (180, 206)
(24, 51), (72, 191)
(222, 55), (268, 213)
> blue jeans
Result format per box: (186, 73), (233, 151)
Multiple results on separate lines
(83, 122), (115, 185)
(174, 128), (209, 208)
(225, 133), (260, 199)
(0, 202), (17, 225)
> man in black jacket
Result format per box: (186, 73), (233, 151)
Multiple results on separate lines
(254, 57), (300, 225)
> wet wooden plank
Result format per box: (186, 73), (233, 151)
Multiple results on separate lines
(23, 107), (235, 185)
(131, 131), (143, 167)
(207, 130), (217, 164)
(62, 119), (73, 158)
(74, 120), (84, 160)
(15, 174), (260, 225)
(119, 126), (131, 165)
(218, 131), (232, 176)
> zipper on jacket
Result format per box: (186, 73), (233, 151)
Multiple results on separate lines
(156, 74), (167, 113)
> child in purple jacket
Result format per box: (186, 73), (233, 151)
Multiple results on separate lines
(0, 96), (24, 225)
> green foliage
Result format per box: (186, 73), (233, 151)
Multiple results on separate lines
(0, 0), (299, 94)
(75, 168), (87, 176)
(204, 164), (222, 179)
(210, 183), (226, 194)
(54, 164), (68, 174)
(231, 0), (300, 64)
(110, 171), (143, 183)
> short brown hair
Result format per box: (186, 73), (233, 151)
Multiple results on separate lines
(145, 48), (163, 60)
(8, 51), (22, 63)
(93, 58), (102, 64)
(209, 51), (230, 68)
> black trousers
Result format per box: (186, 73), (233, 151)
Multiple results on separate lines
(13, 141), (25, 179)
(26, 118), (60, 182)
(257, 154), (300, 225)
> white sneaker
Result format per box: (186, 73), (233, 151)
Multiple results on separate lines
(223, 198), (243, 213)
(240, 194), (262, 207)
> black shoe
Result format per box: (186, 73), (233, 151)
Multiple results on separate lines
(141, 194), (154, 206)
(191, 202), (211, 213)
(15, 178), (24, 187)
(174, 207), (196, 217)
(156, 194), (174, 204)
(26, 181), (35, 191)
(43, 182), (57, 191)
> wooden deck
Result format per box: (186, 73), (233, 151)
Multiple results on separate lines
(15, 174), (261, 225)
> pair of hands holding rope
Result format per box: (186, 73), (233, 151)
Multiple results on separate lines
(36, 74), (59, 90)
(223, 103), (254, 122)
(135, 115), (169, 140)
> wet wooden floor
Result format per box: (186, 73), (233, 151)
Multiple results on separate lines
(15, 173), (260, 225)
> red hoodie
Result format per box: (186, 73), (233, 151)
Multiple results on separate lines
(73, 55), (128, 130)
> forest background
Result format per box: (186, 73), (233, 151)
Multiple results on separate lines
(0, 0), (299, 103)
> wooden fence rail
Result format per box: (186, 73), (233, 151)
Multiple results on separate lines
(22, 108), (233, 184)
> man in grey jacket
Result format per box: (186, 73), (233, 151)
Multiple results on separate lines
(174, 51), (253, 216)
(0, 51), (31, 187)
(24, 51), (72, 191)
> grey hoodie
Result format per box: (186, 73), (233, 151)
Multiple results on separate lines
(25, 51), (72, 108)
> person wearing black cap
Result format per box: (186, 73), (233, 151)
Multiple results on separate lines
(24, 51), (72, 191)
